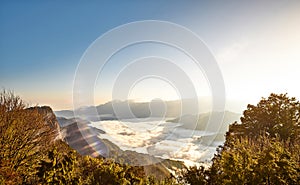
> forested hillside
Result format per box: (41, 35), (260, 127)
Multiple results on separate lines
(1, 91), (299, 184)
(0, 91), (176, 184)
(180, 93), (300, 184)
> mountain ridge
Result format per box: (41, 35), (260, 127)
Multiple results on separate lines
(55, 99), (241, 121)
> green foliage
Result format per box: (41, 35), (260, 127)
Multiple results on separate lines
(37, 141), (81, 184)
(80, 156), (132, 185)
(181, 93), (300, 185)
(79, 156), (178, 185)
(179, 166), (209, 185)
(0, 90), (178, 184)
(210, 137), (300, 184)
(0, 91), (56, 184)
(3, 90), (299, 184)
(227, 93), (300, 143)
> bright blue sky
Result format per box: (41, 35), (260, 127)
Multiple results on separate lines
(1, 1), (300, 111)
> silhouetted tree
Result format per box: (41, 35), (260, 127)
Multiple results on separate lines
(182, 93), (300, 185)
(227, 93), (300, 143)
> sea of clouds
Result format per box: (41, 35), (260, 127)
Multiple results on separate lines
(89, 118), (223, 167)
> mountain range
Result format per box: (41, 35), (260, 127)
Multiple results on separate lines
(55, 99), (241, 121)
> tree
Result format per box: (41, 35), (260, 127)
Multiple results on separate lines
(212, 93), (300, 184)
(0, 90), (57, 183)
(37, 141), (80, 184)
(181, 93), (300, 185)
(253, 137), (299, 185)
(79, 156), (130, 185)
(210, 136), (300, 184)
(179, 166), (209, 185)
(0, 90), (178, 184)
(227, 93), (300, 143)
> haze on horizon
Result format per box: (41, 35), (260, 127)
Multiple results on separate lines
(1, 1), (300, 112)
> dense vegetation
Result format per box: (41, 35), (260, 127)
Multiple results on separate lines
(1, 91), (299, 184)
(0, 91), (176, 185)
(181, 94), (300, 184)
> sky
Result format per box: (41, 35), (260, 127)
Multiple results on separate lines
(1, 1), (300, 111)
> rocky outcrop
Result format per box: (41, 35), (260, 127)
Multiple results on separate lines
(26, 106), (62, 140)
(57, 117), (108, 157)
